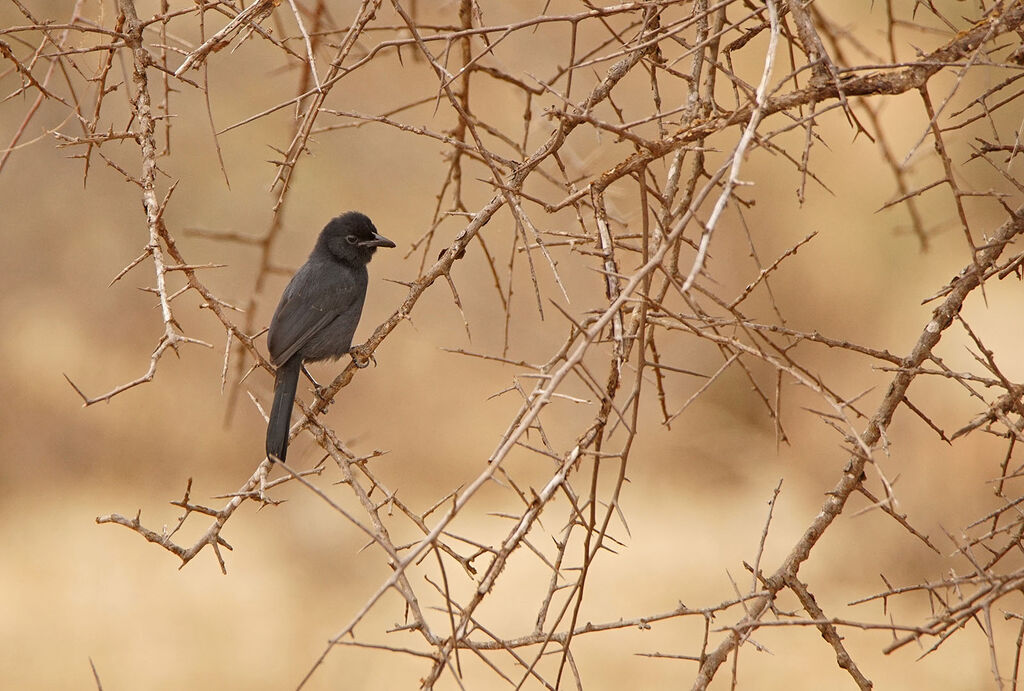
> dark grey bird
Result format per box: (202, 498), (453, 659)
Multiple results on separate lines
(265, 212), (395, 463)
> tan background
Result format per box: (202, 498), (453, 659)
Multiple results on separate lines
(1, 1), (1021, 688)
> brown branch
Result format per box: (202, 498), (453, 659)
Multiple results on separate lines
(692, 205), (1024, 688)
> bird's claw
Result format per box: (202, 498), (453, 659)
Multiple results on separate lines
(313, 383), (330, 403)
(350, 346), (377, 368)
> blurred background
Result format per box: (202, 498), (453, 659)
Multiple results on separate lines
(2, 1), (1022, 688)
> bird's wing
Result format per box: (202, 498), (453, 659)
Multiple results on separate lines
(267, 265), (364, 365)
(268, 304), (337, 365)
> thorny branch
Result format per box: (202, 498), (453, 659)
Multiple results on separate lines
(8, 0), (1024, 688)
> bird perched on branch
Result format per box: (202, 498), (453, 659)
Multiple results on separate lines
(265, 212), (395, 463)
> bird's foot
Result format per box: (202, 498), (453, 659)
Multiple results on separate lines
(349, 345), (377, 369)
(299, 365), (330, 405)
(313, 383), (331, 409)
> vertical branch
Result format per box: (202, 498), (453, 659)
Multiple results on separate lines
(920, 83), (978, 260)
(118, 0), (179, 346)
(680, 0), (779, 293)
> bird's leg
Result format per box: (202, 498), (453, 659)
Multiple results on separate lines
(301, 364), (329, 402)
(349, 343), (377, 368)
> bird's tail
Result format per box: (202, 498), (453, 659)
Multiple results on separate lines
(266, 356), (302, 463)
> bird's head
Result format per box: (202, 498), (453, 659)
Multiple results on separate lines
(318, 211), (396, 264)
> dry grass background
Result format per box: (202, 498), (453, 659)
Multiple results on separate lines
(2, 1), (1024, 689)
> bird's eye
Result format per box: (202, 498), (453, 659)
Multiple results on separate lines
(345, 235), (358, 245)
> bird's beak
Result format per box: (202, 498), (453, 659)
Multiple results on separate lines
(359, 232), (396, 248)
